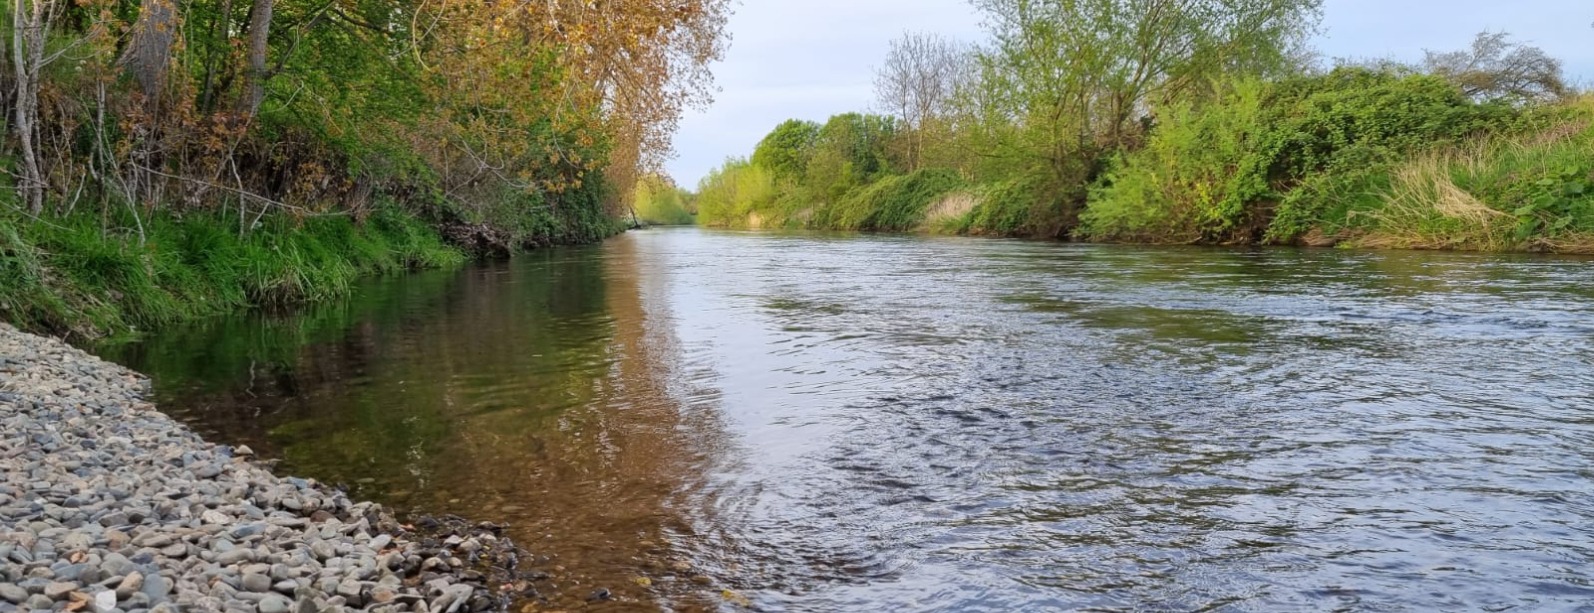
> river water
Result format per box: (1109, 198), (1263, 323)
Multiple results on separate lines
(97, 228), (1594, 611)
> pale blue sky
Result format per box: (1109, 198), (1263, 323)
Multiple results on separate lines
(666, 0), (1594, 186)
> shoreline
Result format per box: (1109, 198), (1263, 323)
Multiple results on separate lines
(0, 323), (541, 613)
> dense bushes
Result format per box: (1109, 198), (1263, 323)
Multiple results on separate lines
(1084, 69), (1517, 243)
(699, 68), (1589, 254)
(697, 113), (905, 230)
(695, 160), (779, 227)
(1081, 69), (1594, 251)
(812, 169), (965, 231)
(0, 0), (730, 335)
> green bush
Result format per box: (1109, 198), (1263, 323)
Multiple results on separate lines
(695, 159), (779, 227)
(814, 169), (964, 231)
(1085, 68), (1517, 244)
(963, 174), (1079, 237)
(1084, 79), (1272, 243)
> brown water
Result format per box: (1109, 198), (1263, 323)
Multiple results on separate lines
(98, 228), (1594, 611)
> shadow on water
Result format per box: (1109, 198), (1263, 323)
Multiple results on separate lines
(93, 229), (1594, 611)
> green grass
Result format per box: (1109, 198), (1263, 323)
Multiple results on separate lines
(0, 207), (465, 339)
(1348, 101), (1594, 252)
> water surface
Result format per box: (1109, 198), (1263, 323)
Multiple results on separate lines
(100, 229), (1594, 611)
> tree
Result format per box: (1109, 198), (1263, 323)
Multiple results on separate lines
(237, 0), (274, 117)
(751, 119), (821, 181)
(407, 0), (730, 208)
(874, 32), (970, 170)
(966, 0), (1324, 227)
(973, 0), (1323, 150)
(1, 0), (731, 235)
(1423, 32), (1569, 103)
(10, 0), (69, 214)
(121, 0), (179, 103)
(805, 113), (897, 201)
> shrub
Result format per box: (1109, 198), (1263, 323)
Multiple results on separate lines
(815, 169), (964, 231)
(1085, 68), (1518, 244)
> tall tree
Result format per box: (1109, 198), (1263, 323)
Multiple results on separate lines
(238, 0), (273, 117)
(874, 32), (969, 170)
(1423, 32), (1569, 103)
(10, 0), (68, 214)
(751, 119), (820, 181)
(969, 0), (1323, 182)
(121, 0), (179, 103)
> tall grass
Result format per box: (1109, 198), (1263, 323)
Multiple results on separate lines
(1085, 69), (1515, 245)
(0, 207), (464, 339)
(1354, 104), (1594, 252)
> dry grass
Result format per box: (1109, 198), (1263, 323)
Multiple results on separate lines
(920, 192), (979, 230)
(1351, 126), (1574, 251)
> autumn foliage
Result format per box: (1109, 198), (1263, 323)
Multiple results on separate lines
(2, 0), (730, 245)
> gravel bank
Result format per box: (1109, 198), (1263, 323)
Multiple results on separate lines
(0, 324), (538, 613)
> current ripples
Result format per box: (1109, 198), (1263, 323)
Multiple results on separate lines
(645, 231), (1594, 611)
(105, 229), (1594, 612)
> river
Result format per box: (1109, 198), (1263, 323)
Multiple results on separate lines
(95, 228), (1594, 611)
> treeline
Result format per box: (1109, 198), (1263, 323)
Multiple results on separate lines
(0, 0), (729, 335)
(697, 0), (1594, 253)
(632, 175), (696, 226)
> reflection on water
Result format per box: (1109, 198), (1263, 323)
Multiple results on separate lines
(101, 239), (733, 610)
(99, 229), (1594, 611)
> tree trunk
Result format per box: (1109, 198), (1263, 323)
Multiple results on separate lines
(0, 5), (9, 134)
(198, 0), (234, 113)
(121, 0), (178, 104)
(237, 0), (273, 117)
(12, 0), (47, 215)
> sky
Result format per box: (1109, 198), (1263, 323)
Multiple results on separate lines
(665, 0), (1594, 187)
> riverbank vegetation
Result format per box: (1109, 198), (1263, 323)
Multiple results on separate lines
(0, 0), (730, 337)
(631, 175), (697, 226)
(696, 0), (1592, 253)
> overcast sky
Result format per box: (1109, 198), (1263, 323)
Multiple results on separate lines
(665, 0), (1594, 186)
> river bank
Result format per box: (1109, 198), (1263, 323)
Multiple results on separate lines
(0, 322), (544, 613)
(0, 205), (628, 341)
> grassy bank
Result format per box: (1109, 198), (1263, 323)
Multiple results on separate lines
(1344, 101), (1594, 252)
(1081, 76), (1594, 252)
(0, 199), (634, 340)
(0, 208), (468, 339)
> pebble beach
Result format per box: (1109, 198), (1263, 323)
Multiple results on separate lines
(0, 323), (538, 613)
